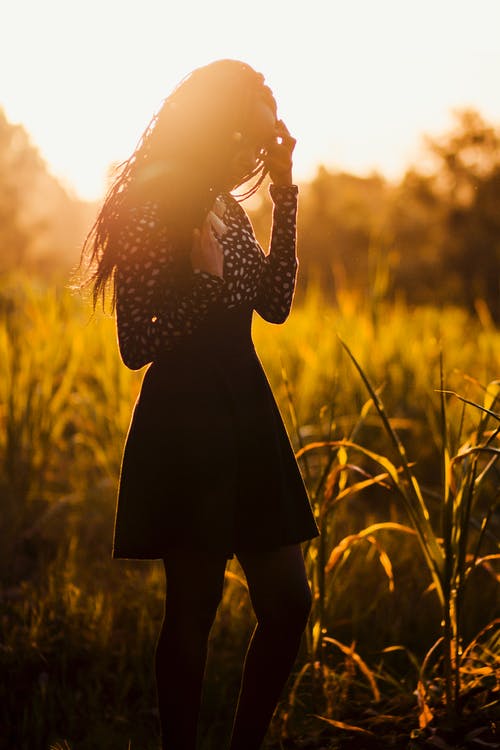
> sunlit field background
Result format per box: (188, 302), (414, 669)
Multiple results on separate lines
(2, 1), (500, 748)
(2, 108), (500, 748)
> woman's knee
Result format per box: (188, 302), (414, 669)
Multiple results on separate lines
(164, 589), (222, 635)
(162, 549), (227, 633)
(237, 544), (312, 631)
(255, 582), (312, 631)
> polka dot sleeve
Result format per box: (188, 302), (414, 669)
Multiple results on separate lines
(115, 203), (224, 370)
(220, 184), (299, 323)
(254, 184), (299, 323)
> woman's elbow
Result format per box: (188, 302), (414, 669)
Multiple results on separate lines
(121, 352), (149, 371)
(271, 310), (291, 324)
(118, 340), (150, 370)
(256, 305), (291, 324)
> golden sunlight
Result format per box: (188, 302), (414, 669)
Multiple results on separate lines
(2, 0), (500, 199)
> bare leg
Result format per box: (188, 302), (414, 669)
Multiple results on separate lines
(155, 547), (228, 750)
(229, 543), (312, 750)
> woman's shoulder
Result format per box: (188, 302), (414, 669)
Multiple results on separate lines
(121, 199), (161, 233)
(114, 199), (171, 270)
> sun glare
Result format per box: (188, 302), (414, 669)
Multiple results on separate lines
(2, 0), (500, 200)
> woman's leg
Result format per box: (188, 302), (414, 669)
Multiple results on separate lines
(155, 547), (228, 750)
(229, 543), (312, 750)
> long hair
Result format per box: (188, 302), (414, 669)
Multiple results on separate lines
(80, 59), (277, 309)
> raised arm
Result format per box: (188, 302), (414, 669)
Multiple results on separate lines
(253, 184), (299, 323)
(253, 119), (299, 323)
(115, 203), (224, 370)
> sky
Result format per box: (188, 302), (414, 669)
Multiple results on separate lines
(2, 0), (500, 201)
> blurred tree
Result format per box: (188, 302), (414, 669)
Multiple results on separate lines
(389, 109), (500, 318)
(385, 168), (446, 306)
(297, 167), (390, 300)
(0, 108), (96, 277)
(0, 110), (33, 269)
(247, 167), (389, 305)
(431, 109), (500, 318)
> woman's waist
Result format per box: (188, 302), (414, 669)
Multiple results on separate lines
(153, 308), (256, 366)
(145, 336), (259, 400)
(164, 305), (253, 354)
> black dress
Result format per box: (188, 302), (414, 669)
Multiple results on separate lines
(112, 183), (320, 560)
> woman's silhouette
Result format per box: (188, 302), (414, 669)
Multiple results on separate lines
(81, 59), (319, 750)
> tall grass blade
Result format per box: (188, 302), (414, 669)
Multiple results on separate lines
(313, 714), (376, 736)
(439, 390), (500, 422)
(338, 336), (445, 601)
(322, 636), (380, 701)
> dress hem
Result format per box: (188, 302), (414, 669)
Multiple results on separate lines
(111, 530), (320, 562)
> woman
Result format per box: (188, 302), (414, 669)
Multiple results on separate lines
(82, 59), (319, 750)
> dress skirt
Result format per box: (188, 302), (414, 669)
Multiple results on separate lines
(112, 301), (320, 560)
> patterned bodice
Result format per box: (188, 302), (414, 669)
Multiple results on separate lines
(115, 184), (299, 370)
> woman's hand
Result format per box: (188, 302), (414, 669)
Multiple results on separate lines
(265, 120), (296, 187)
(190, 200), (227, 279)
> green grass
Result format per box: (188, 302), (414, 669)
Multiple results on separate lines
(0, 274), (498, 749)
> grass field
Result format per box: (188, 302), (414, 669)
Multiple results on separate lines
(1, 275), (498, 750)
